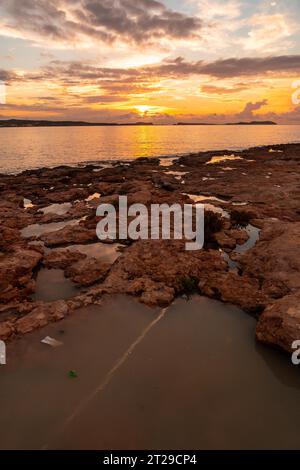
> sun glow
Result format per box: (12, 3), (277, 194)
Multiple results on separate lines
(136, 105), (153, 115)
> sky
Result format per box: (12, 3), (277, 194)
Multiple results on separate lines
(0, 0), (300, 123)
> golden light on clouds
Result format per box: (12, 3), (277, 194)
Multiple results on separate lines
(0, 0), (299, 123)
(136, 105), (153, 115)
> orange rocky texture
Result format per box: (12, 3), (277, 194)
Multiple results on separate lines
(0, 144), (299, 353)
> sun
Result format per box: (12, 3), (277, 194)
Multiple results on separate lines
(136, 105), (152, 115)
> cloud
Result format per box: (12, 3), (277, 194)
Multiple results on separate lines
(83, 95), (127, 103)
(195, 0), (241, 21)
(0, 0), (202, 46)
(236, 99), (268, 119)
(0, 69), (18, 82)
(241, 14), (295, 53)
(201, 83), (249, 94)
(3, 54), (300, 96)
(0, 101), (144, 122)
(3, 54), (300, 98)
(2, 95), (300, 124)
(156, 55), (300, 78)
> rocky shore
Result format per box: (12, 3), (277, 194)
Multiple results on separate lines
(0, 143), (299, 354)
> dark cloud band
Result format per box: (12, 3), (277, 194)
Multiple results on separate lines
(0, 0), (202, 44)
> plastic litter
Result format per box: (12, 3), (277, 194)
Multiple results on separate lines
(41, 336), (63, 348)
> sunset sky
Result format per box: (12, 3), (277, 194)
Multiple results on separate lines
(1, 0), (300, 123)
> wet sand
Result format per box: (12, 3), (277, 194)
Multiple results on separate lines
(1, 295), (300, 450)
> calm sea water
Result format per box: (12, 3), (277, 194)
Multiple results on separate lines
(0, 124), (300, 173)
(1, 296), (300, 449)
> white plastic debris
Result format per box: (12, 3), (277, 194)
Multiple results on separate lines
(41, 336), (63, 348)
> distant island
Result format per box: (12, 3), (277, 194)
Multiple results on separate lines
(0, 119), (154, 128)
(0, 119), (277, 128)
(176, 121), (277, 126)
(226, 121), (277, 126)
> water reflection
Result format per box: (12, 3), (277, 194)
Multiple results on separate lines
(1, 295), (300, 449)
(1, 125), (300, 173)
(32, 268), (79, 302)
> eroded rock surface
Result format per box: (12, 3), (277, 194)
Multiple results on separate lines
(41, 224), (97, 247)
(256, 291), (300, 353)
(44, 249), (87, 269)
(65, 258), (110, 287)
(0, 248), (42, 302)
(0, 143), (299, 353)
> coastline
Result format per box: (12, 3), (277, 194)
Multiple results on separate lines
(1, 141), (300, 176)
(1, 125), (300, 175)
(0, 119), (277, 128)
(0, 142), (299, 354)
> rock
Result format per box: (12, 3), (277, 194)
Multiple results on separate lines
(262, 279), (290, 300)
(98, 240), (227, 306)
(89, 194), (120, 207)
(1, 143), (300, 344)
(0, 200), (35, 230)
(239, 221), (300, 295)
(16, 310), (48, 334)
(140, 285), (175, 306)
(0, 248), (42, 302)
(0, 321), (13, 341)
(47, 188), (89, 203)
(15, 300), (71, 335)
(126, 278), (175, 307)
(199, 271), (266, 313)
(65, 258), (110, 286)
(41, 224), (97, 247)
(228, 228), (249, 245)
(127, 190), (152, 205)
(256, 291), (300, 352)
(44, 249), (87, 269)
(214, 232), (236, 250)
(0, 226), (22, 252)
(39, 202), (92, 224)
(161, 181), (176, 191)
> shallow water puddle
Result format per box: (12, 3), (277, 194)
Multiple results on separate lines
(184, 193), (230, 218)
(85, 193), (101, 202)
(206, 154), (244, 165)
(2, 295), (300, 450)
(205, 203), (230, 218)
(183, 193), (260, 255)
(32, 268), (79, 302)
(232, 201), (248, 206)
(159, 157), (178, 167)
(220, 250), (238, 270)
(235, 224), (260, 253)
(23, 198), (34, 209)
(187, 196), (260, 266)
(64, 242), (122, 264)
(21, 219), (80, 238)
(40, 202), (72, 216)
(92, 163), (113, 172)
(165, 171), (188, 177)
(222, 223), (260, 269)
(184, 193), (229, 204)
